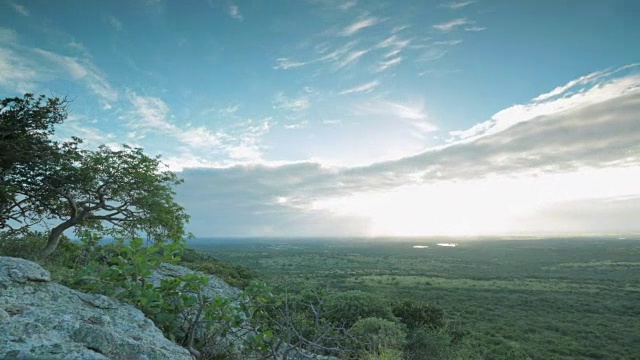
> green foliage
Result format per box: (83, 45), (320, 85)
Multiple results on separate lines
(0, 94), (69, 231)
(349, 317), (406, 357)
(392, 299), (445, 330)
(72, 238), (191, 338)
(403, 327), (457, 360)
(179, 248), (258, 289)
(0, 94), (190, 258)
(325, 290), (396, 328)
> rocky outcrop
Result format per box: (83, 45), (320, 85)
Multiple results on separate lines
(0, 256), (194, 360)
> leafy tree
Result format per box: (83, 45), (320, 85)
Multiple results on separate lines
(0, 94), (70, 231)
(33, 144), (190, 258)
(0, 94), (189, 258)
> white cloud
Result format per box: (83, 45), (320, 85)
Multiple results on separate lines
(0, 35), (118, 108)
(337, 49), (369, 68)
(341, 17), (380, 36)
(434, 39), (462, 46)
(10, 2), (29, 16)
(129, 94), (174, 133)
(433, 18), (469, 32)
(448, 65), (640, 142)
(440, 1), (476, 10)
(339, 80), (379, 95)
(338, 1), (357, 10)
(171, 67), (640, 236)
(273, 58), (307, 70)
(376, 57), (402, 72)
(284, 120), (309, 129)
(465, 26), (486, 32)
(532, 68), (610, 102)
(273, 93), (311, 112)
(229, 5), (243, 21)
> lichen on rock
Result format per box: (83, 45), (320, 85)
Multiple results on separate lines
(0, 256), (194, 360)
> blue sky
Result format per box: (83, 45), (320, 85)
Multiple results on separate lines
(1, 0), (640, 237)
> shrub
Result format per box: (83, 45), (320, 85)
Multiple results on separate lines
(325, 290), (396, 327)
(392, 300), (446, 330)
(403, 327), (455, 360)
(349, 317), (406, 357)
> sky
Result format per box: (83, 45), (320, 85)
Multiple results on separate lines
(1, 0), (639, 237)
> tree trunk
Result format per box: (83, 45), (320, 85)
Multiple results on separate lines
(37, 218), (76, 259)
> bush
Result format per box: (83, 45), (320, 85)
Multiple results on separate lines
(392, 300), (446, 330)
(403, 327), (455, 360)
(325, 290), (396, 327)
(349, 317), (406, 357)
(179, 248), (259, 289)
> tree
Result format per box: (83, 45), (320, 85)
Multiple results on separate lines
(34, 144), (190, 258)
(0, 94), (69, 231)
(0, 94), (190, 258)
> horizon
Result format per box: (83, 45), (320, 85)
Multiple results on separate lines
(1, 1), (639, 238)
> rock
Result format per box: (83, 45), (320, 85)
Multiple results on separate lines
(0, 256), (194, 360)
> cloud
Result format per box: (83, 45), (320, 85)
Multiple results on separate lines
(127, 94), (269, 164)
(440, 1), (476, 10)
(129, 94), (174, 133)
(273, 92), (311, 112)
(37, 50), (118, 108)
(336, 49), (369, 68)
(284, 120), (309, 129)
(341, 17), (380, 36)
(376, 57), (402, 72)
(107, 16), (124, 31)
(449, 65), (640, 142)
(355, 99), (429, 121)
(465, 26), (486, 32)
(339, 80), (379, 95)
(338, 1), (357, 10)
(433, 18), (469, 32)
(0, 34), (117, 108)
(10, 2), (29, 16)
(434, 39), (462, 46)
(229, 5), (243, 21)
(173, 66), (640, 236)
(273, 58), (307, 70)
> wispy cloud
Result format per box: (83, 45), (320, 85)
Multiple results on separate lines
(273, 57), (307, 70)
(338, 1), (357, 10)
(229, 5), (243, 21)
(337, 49), (369, 68)
(465, 26), (486, 32)
(129, 94), (174, 133)
(284, 120), (309, 130)
(440, 1), (476, 10)
(10, 2), (29, 16)
(339, 80), (379, 95)
(433, 18), (469, 32)
(341, 17), (380, 36)
(354, 99), (429, 121)
(273, 93), (311, 112)
(376, 57), (402, 72)
(34, 49), (118, 109)
(107, 16), (124, 31)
